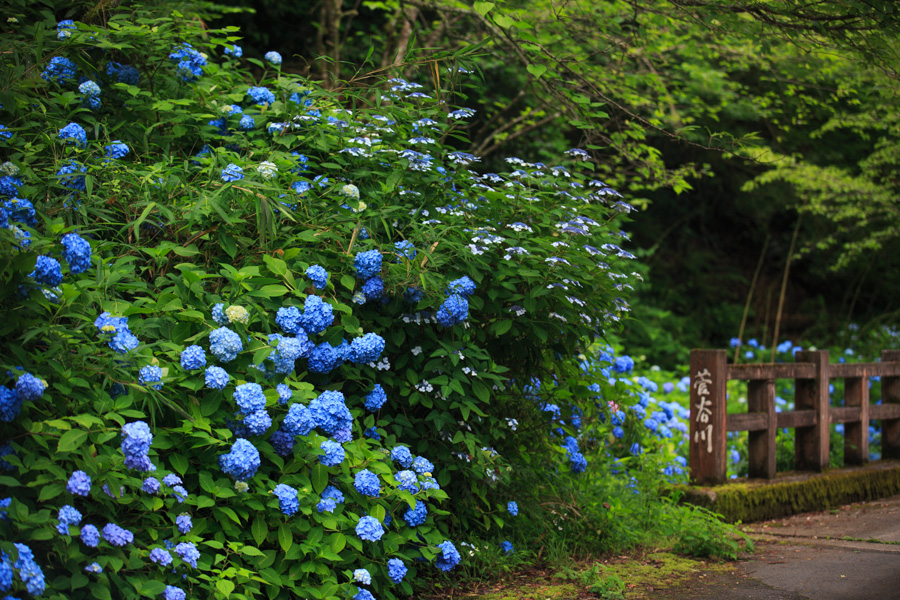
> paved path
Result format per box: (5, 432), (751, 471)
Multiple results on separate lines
(659, 495), (900, 599)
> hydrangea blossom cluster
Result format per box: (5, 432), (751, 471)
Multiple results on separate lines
(309, 391), (352, 441)
(102, 523), (134, 546)
(355, 515), (384, 541)
(169, 43), (207, 81)
(209, 326), (243, 362)
(61, 232), (92, 274)
(121, 421), (156, 472)
(353, 469), (380, 497)
(305, 265), (328, 289)
(273, 483), (299, 515)
(95, 311), (140, 354)
(219, 438), (261, 481)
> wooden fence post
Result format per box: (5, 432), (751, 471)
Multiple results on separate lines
(795, 350), (829, 471)
(689, 349), (727, 484)
(881, 350), (900, 459)
(747, 379), (776, 478)
(844, 376), (869, 465)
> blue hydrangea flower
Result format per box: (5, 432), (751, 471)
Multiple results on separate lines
(15, 372), (45, 402)
(391, 446), (413, 468)
(104, 141), (129, 160)
(59, 122), (87, 147)
(169, 43), (207, 81)
(142, 477), (160, 494)
(364, 427), (380, 440)
(403, 500), (427, 527)
(210, 327), (243, 362)
(107, 62), (140, 84)
(0, 387), (22, 422)
(13, 542), (45, 596)
(501, 540), (514, 554)
(219, 438), (261, 481)
(273, 384), (292, 406)
(435, 540), (461, 571)
(354, 469), (380, 497)
(363, 384), (387, 411)
(394, 240), (417, 260)
(102, 523), (134, 546)
(56, 160), (87, 191)
(239, 115), (255, 130)
(80, 524), (99, 548)
(569, 451), (587, 473)
(355, 515), (384, 542)
(79, 80), (101, 109)
(42, 56), (77, 84)
(244, 409), (272, 436)
(57, 19), (76, 39)
(175, 542), (199, 568)
(308, 342), (339, 374)
(395, 470), (419, 493)
(264, 51), (282, 65)
(247, 86), (276, 105)
(56, 505), (82, 535)
(299, 296), (334, 335)
(84, 562), (102, 574)
(309, 391), (352, 440)
(436, 294), (469, 327)
(275, 306), (302, 334)
(283, 403), (315, 436)
(221, 163), (244, 182)
(138, 365), (163, 389)
(319, 440), (345, 466)
(507, 501), (518, 516)
(32, 255), (63, 286)
(224, 44), (242, 57)
(179, 345), (206, 370)
(273, 483), (299, 516)
(67, 470), (91, 496)
(447, 276), (476, 297)
(205, 366), (230, 389)
(234, 383), (266, 415)
(387, 557), (407, 583)
(354, 588), (375, 600)
(362, 276), (383, 301)
(162, 474), (182, 487)
(61, 232), (92, 274)
(612, 355), (634, 373)
(305, 265), (328, 289)
(412, 456), (434, 475)
(348, 333), (385, 364)
(164, 585), (186, 600)
(322, 485), (344, 504)
(354, 250), (382, 279)
(270, 428), (295, 457)
(150, 547), (173, 566)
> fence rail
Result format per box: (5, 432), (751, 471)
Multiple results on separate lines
(688, 349), (900, 484)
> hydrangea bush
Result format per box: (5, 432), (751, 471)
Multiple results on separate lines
(0, 3), (638, 598)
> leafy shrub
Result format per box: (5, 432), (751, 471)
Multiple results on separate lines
(0, 2), (639, 599)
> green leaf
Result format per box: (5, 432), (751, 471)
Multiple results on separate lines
(57, 429), (88, 453)
(240, 545), (265, 557)
(278, 523), (293, 552)
(311, 463), (328, 494)
(169, 453), (189, 476)
(216, 580), (235, 597)
(527, 64), (547, 79)
(251, 516), (267, 546)
(474, 1), (494, 17)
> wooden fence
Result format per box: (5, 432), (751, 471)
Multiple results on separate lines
(688, 349), (900, 484)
